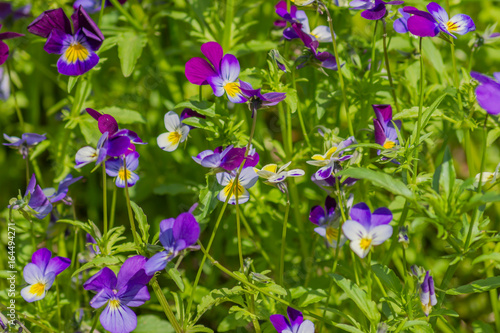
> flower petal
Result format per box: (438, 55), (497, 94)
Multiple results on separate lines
(27, 8), (72, 38)
(297, 320), (315, 333)
(144, 252), (169, 276)
(220, 54), (240, 83)
(310, 26), (332, 43)
(270, 314), (290, 333)
(349, 203), (372, 229)
(83, 267), (117, 292)
(23, 263), (44, 285)
(57, 50), (99, 76)
(100, 303), (137, 333)
(173, 213), (200, 250)
(476, 82), (500, 115)
(201, 41), (223, 73)
(31, 248), (51, 274)
(46, 256), (71, 276)
(370, 224), (393, 245)
(309, 206), (325, 225)
(427, 2), (449, 24)
(185, 57), (217, 85)
(447, 14), (475, 35)
(164, 111), (180, 132)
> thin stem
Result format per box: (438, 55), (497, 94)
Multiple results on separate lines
(367, 251), (372, 300)
(102, 163), (108, 235)
(382, 201), (409, 266)
(56, 280), (62, 332)
(110, 185), (117, 230)
(107, 0), (143, 31)
(6, 61), (24, 131)
(26, 152), (30, 189)
(369, 20), (379, 83)
(292, 66), (312, 151)
(382, 19), (400, 113)
(89, 309), (101, 333)
(239, 210), (274, 268)
(71, 229), (79, 269)
(123, 159), (140, 247)
(412, 38), (424, 184)
(324, 4), (354, 137)
(222, 0), (234, 50)
(98, 0), (106, 26)
(247, 293), (261, 333)
(351, 251), (360, 285)
(402, 246), (413, 319)
(235, 189), (244, 270)
(279, 190), (291, 286)
(151, 277), (183, 333)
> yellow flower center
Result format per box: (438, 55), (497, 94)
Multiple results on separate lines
(326, 227), (339, 244)
(29, 282), (46, 297)
(383, 140), (396, 149)
(360, 237), (372, 250)
(168, 131), (182, 144)
(223, 82), (241, 98)
(422, 302), (432, 316)
(446, 21), (458, 32)
(224, 179), (245, 199)
(109, 299), (121, 310)
(118, 168), (131, 181)
(65, 42), (89, 63)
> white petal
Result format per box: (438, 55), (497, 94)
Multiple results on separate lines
(370, 224), (393, 245)
(297, 320), (315, 333)
(157, 132), (180, 152)
(341, 220), (367, 241)
(164, 111), (181, 132)
(277, 161), (292, 173)
(75, 146), (98, 167)
(311, 26), (333, 43)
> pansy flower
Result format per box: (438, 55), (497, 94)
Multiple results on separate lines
(105, 152), (140, 188)
(73, 0), (127, 14)
(349, 0), (404, 21)
(372, 104), (401, 152)
(255, 161), (304, 193)
(157, 111), (190, 152)
(3, 133), (46, 159)
(309, 195), (352, 248)
(292, 23), (338, 71)
(402, 6), (439, 37)
(270, 307), (315, 333)
(43, 173), (83, 205)
(0, 2), (31, 21)
(192, 145), (246, 173)
(306, 136), (357, 180)
(75, 132), (109, 168)
(0, 24), (24, 65)
(144, 212), (200, 275)
(27, 6), (104, 76)
(83, 256), (152, 333)
(425, 2), (475, 38)
(470, 71), (500, 116)
(311, 173), (358, 193)
(419, 271), (437, 316)
(393, 8), (410, 34)
(185, 41), (247, 103)
(21, 248), (71, 302)
(216, 167), (259, 204)
(342, 202), (393, 258)
(8, 174), (52, 219)
(240, 81), (287, 117)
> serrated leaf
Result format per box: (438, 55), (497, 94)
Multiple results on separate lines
(117, 31), (147, 77)
(371, 264), (403, 295)
(174, 101), (216, 117)
(165, 262), (184, 292)
(446, 276), (500, 295)
(67, 76), (80, 94)
(182, 117), (216, 132)
(130, 201), (150, 243)
(195, 287), (246, 322)
(56, 219), (92, 234)
(285, 88), (298, 113)
(71, 256), (121, 278)
(100, 107), (146, 124)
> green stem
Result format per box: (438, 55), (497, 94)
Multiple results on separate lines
(382, 19), (400, 113)
(107, 0), (143, 31)
(247, 293), (261, 333)
(89, 309), (101, 333)
(323, 4), (354, 137)
(235, 190), (244, 270)
(6, 61), (24, 131)
(102, 163), (108, 235)
(351, 251), (360, 285)
(98, 0), (106, 26)
(151, 277), (183, 333)
(367, 251), (372, 300)
(110, 185), (117, 230)
(26, 152), (30, 189)
(71, 229), (79, 269)
(123, 159), (141, 247)
(292, 66), (312, 151)
(279, 190), (291, 286)
(56, 280), (62, 332)
(222, 0), (234, 50)
(486, 243), (500, 332)
(402, 246), (413, 319)
(369, 20), (379, 84)
(412, 37), (424, 184)
(239, 209), (274, 268)
(382, 201), (409, 266)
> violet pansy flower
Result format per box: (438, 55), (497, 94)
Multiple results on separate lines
(255, 161), (304, 193)
(8, 174), (52, 219)
(402, 6), (440, 37)
(240, 81), (287, 117)
(306, 136), (357, 180)
(393, 8), (410, 34)
(270, 307), (315, 333)
(83, 256), (152, 333)
(425, 2), (475, 38)
(75, 132), (109, 168)
(73, 0), (127, 14)
(349, 0), (404, 21)
(309, 195), (352, 248)
(21, 248), (71, 302)
(105, 151), (140, 188)
(27, 6), (104, 76)
(470, 71), (500, 116)
(0, 24), (24, 65)
(185, 41), (247, 103)
(292, 23), (338, 71)
(43, 173), (83, 205)
(144, 212), (200, 275)
(216, 167), (259, 205)
(419, 271), (437, 316)
(372, 104), (401, 150)
(342, 202), (393, 258)
(192, 145), (246, 173)
(3, 133), (46, 159)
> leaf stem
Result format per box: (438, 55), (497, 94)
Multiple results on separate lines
(107, 0), (143, 31)
(102, 163), (108, 235)
(412, 37), (424, 184)
(6, 61), (24, 131)
(382, 19), (400, 113)
(279, 190), (291, 286)
(123, 159), (141, 247)
(151, 277), (184, 333)
(369, 20), (379, 84)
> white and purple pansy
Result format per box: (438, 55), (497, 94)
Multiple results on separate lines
(292, 23), (338, 71)
(419, 271), (437, 316)
(192, 145), (246, 173)
(342, 202), (393, 258)
(157, 111), (190, 152)
(21, 248), (71, 302)
(105, 151), (140, 188)
(350, 0), (404, 21)
(216, 167), (259, 204)
(270, 307), (315, 333)
(83, 255), (152, 333)
(255, 161), (305, 193)
(3, 132), (46, 159)
(8, 174), (53, 219)
(240, 81), (287, 117)
(27, 6), (104, 76)
(144, 212), (200, 275)
(426, 2), (475, 38)
(75, 132), (109, 168)
(43, 173), (83, 205)
(306, 136), (357, 180)
(372, 104), (401, 151)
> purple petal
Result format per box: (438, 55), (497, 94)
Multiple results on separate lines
(100, 303), (137, 333)
(44, 29), (70, 54)
(173, 213), (200, 250)
(0, 31), (24, 40)
(118, 284), (150, 307)
(71, 5), (104, 50)
(262, 92), (287, 105)
(270, 314), (290, 333)
(98, 114), (119, 134)
(309, 205), (325, 225)
(46, 256), (71, 276)
(407, 14), (439, 37)
(393, 10), (409, 34)
(116, 255), (151, 290)
(31, 248), (51, 274)
(0, 40), (8, 65)
(471, 71), (497, 85)
(28, 185), (52, 219)
(361, 3), (386, 21)
(25, 174), (37, 196)
(475, 83), (500, 115)
(316, 165), (333, 180)
(160, 218), (175, 233)
(83, 267), (117, 292)
(243, 151), (259, 168)
(27, 8), (72, 38)
(201, 41), (223, 73)
(107, 136), (131, 157)
(206, 75), (225, 97)
(220, 147), (245, 171)
(57, 50), (99, 76)
(349, 202), (372, 229)
(86, 107), (101, 120)
(371, 207), (393, 227)
(372, 104), (392, 123)
(283, 27), (300, 40)
(90, 288), (114, 308)
(324, 196), (337, 216)
(373, 119), (386, 146)
(144, 252), (169, 276)
(287, 307), (304, 331)
(426, 2), (448, 24)
(185, 57), (216, 85)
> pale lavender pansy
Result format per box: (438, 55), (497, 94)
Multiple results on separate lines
(105, 152), (140, 188)
(192, 145), (246, 173)
(426, 2), (475, 38)
(309, 195), (352, 248)
(75, 132), (109, 168)
(306, 136), (357, 180)
(216, 167), (259, 204)
(3, 133), (46, 159)
(393, 8), (410, 34)
(157, 111), (190, 152)
(255, 161), (304, 193)
(420, 271), (437, 316)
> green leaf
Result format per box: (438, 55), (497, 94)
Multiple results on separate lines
(130, 201), (150, 243)
(71, 256), (121, 278)
(371, 264), (403, 295)
(57, 219), (92, 234)
(446, 276), (500, 295)
(195, 287), (246, 322)
(472, 320), (495, 333)
(411, 93), (447, 142)
(182, 117), (216, 132)
(285, 88), (298, 113)
(330, 274), (380, 323)
(193, 175), (222, 222)
(338, 168), (414, 200)
(67, 76), (80, 94)
(165, 262), (184, 292)
(472, 252), (500, 265)
(100, 107), (146, 124)
(334, 324), (365, 333)
(117, 31), (147, 77)
(487, 127), (500, 146)
(432, 146), (455, 199)
(174, 101), (216, 117)
(134, 315), (174, 333)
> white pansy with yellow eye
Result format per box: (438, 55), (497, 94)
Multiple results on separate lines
(255, 161), (305, 193)
(157, 111), (190, 152)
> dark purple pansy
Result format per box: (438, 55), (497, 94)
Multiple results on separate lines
(393, 8), (410, 33)
(372, 104), (401, 151)
(0, 24), (24, 65)
(144, 212), (200, 275)
(292, 23), (338, 71)
(309, 196), (349, 248)
(239, 81), (287, 117)
(471, 71), (500, 116)
(27, 6), (104, 76)
(83, 255), (152, 333)
(350, 0), (404, 21)
(403, 6), (440, 37)
(3, 132), (46, 159)
(8, 174), (52, 219)
(192, 145), (246, 173)
(270, 307), (315, 333)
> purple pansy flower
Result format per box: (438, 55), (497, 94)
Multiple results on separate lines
(3, 133), (46, 159)
(393, 8), (410, 34)
(27, 6), (104, 76)
(73, 0), (127, 14)
(86, 233), (101, 256)
(105, 152), (140, 188)
(240, 81), (287, 117)
(373, 104), (401, 150)
(306, 136), (357, 180)
(349, 0), (404, 21)
(425, 2), (475, 38)
(83, 256), (152, 333)
(309, 196), (352, 248)
(43, 173), (83, 205)
(292, 23), (338, 71)
(216, 167), (259, 204)
(144, 212), (200, 275)
(311, 173), (358, 193)
(419, 271), (437, 316)
(8, 174), (52, 219)
(21, 248), (71, 302)
(75, 132), (109, 168)
(342, 202), (393, 258)
(470, 71), (500, 116)
(185, 41), (247, 103)
(0, 24), (24, 65)
(0, 2), (31, 21)
(402, 6), (440, 37)
(192, 145), (246, 173)
(270, 307), (315, 333)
